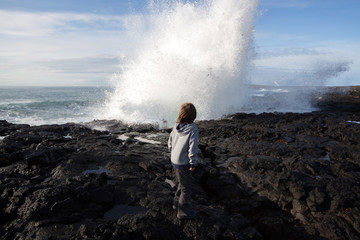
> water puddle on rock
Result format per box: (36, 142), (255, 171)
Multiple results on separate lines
(0, 135), (9, 141)
(43, 177), (52, 183)
(346, 121), (360, 124)
(82, 167), (112, 175)
(135, 137), (161, 145)
(118, 134), (129, 141)
(63, 134), (72, 139)
(104, 204), (148, 220)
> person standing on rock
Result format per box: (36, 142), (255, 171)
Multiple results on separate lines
(168, 102), (199, 219)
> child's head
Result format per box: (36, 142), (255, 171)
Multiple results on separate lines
(177, 102), (197, 123)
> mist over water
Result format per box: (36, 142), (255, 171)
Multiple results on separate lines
(103, 0), (258, 125)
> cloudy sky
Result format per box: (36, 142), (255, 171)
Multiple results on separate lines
(0, 0), (359, 86)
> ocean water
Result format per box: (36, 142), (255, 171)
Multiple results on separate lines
(0, 86), (324, 126)
(0, 87), (110, 126)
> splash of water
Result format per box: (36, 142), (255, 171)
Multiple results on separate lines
(102, 0), (258, 125)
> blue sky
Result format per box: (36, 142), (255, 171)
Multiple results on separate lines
(0, 0), (359, 86)
(253, 0), (360, 86)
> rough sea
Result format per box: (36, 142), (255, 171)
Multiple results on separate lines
(0, 87), (111, 126)
(0, 85), (325, 126)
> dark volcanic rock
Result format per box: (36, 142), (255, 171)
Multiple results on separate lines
(0, 89), (360, 239)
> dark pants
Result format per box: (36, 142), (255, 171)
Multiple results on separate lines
(174, 168), (192, 216)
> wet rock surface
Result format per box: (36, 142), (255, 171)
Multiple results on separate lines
(0, 90), (360, 240)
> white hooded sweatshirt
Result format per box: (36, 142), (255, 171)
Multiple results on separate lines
(168, 123), (199, 168)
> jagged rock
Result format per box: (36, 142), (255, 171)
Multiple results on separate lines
(0, 90), (360, 239)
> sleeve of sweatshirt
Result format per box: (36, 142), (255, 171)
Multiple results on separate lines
(188, 128), (199, 166)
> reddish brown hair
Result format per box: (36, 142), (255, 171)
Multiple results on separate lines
(176, 102), (197, 124)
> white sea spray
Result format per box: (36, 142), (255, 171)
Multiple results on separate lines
(102, 0), (258, 125)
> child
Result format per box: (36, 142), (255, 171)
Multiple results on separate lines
(168, 102), (199, 219)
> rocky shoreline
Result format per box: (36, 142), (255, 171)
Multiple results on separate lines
(1, 89), (360, 240)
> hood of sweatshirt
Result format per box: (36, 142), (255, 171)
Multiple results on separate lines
(176, 123), (196, 136)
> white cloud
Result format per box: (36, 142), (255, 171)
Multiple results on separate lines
(0, 10), (141, 86)
(252, 42), (359, 86)
(0, 10), (126, 37)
